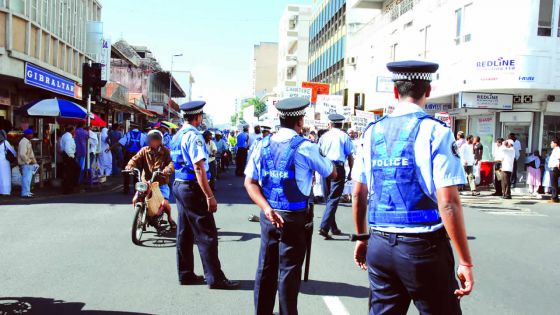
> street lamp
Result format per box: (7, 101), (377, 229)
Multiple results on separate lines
(168, 53), (183, 121)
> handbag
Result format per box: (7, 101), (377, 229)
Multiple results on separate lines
(2, 141), (17, 165)
(146, 182), (164, 218)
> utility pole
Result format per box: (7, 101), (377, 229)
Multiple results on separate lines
(168, 53), (183, 121)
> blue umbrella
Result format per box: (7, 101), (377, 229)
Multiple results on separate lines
(20, 98), (91, 177)
(20, 98), (89, 119)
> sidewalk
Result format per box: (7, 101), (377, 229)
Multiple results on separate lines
(0, 176), (123, 205)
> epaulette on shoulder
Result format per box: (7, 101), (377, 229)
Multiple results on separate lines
(423, 116), (450, 128)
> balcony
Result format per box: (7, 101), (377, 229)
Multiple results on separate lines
(348, 0), (383, 9)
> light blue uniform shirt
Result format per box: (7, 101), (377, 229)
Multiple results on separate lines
(319, 128), (353, 162)
(177, 124), (209, 179)
(352, 102), (467, 233)
(215, 138), (228, 154)
(118, 129), (148, 148)
(245, 128), (334, 197)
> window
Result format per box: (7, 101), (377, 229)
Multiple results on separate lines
(391, 43), (398, 61)
(41, 0), (48, 26)
(419, 25), (431, 59)
(463, 3), (472, 42)
(30, 0), (38, 22)
(455, 3), (473, 44)
(455, 8), (462, 45)
(10, 0), (25, 15)
(538, 0), (553, 36)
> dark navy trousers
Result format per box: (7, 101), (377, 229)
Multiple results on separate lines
(254, 210), (307, 315)
(320, 164), (345, 232)
(366, 229), (461, 315)
(173, 181), (225, 285)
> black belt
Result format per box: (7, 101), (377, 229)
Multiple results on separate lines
(332, 161), (345, 166)
(370, 227), (446, 240)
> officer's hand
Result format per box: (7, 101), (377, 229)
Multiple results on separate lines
(347, 174), (352, 181)
(207, 196), (218, 213)
(264, 208), (284, 228)
(455, 265), (474, 298)
(354, 241), (368, 270)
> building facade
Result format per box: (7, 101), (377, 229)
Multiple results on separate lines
(346, 0), (560, 184)
(276, 4), (312, 94)
(0, 0), (102, 127)
(308, 0), (347, 95)
(252, 42), (278, 98)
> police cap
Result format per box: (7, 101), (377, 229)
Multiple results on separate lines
(276, 97), (309, 118)
(387, 60), (439, 82)
(261, 125), (272, 132)
(180, 100), (206, 115)
(328, 113), (346, 122)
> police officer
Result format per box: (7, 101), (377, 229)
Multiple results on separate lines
(171, 100), (240, 290)
(318, 114), (354, 239)
(247, 125), (272, 160)
(352, 61), (474, 314)
(245, 97), (336, 315)
(118, 123), (147, 194)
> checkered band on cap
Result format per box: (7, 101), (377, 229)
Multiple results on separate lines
(279, 108), (307, 118)
(182, 108), (203, 115)
(392, 72), (433, 81)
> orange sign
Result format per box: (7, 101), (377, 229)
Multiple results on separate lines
(302, 81), (330, 103)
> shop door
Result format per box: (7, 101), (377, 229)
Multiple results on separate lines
(502, 123), (531, 183)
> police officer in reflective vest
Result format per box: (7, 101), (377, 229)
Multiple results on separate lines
(119, 124), (147, 194)
(171, 100), (240, 290)
(352, 61), (474, 314)
(245, 97), (336, 314)
(318, 113), (354, 239)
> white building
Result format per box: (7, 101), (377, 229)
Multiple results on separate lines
(275, 4), (312, 94)
(346, 0), (560, 182)
(252, 42), (278, 98)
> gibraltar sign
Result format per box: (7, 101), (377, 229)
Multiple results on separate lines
(25, 63), (75, 97)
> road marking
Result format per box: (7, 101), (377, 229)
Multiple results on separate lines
(323, 296), (350, 315)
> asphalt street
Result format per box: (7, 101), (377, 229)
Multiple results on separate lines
(1, 171), (559, 315)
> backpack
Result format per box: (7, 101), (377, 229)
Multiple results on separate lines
(2, 141), (17, 165)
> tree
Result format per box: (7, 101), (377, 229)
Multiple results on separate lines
(244, 97), (267, 118)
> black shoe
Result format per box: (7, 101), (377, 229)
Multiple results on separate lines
(503, 196), (512, 199)
(318, 229), (332, 239)
(180, 274), (205, 285)
(491, 193), (503, 196)
(331, 229), (342, 236)
(209, 279), (240, 290)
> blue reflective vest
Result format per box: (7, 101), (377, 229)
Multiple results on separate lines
(367, 112), (441, 227)
(170, 127), (211, 181)
(259, 135), (308, 211)
(125, 130), (142, 153)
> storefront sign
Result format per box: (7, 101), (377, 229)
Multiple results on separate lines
(376, 76), (394, 93)
(25, 63), (75, 97)
(424, 103), (453, 114)
(435, 112), (452, 128)
(99, 38), (111, 82)
(477, 115), (494, 134)
(460, 92), (513, 110)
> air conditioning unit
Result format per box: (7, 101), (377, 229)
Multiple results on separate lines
(523, 95), (533, 103)
(547, 95), (556, 102)
(346, 56), (357, 66)
(513, 95), (522, 104)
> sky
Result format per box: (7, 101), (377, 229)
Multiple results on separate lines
(101, 0), (313, 125)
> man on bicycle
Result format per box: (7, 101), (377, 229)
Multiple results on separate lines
(125, 130), (176, 229)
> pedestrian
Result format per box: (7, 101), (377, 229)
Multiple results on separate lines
(98, 127), (112, 177)
(108, 124), (124, 176)
(249, 125), (262, 148)
(459, 135), (479, 196)
(170, 100), (239, 290)
(244, 97), (336, 314)
(508, 133), (522, 186)
(456, 131), (466, 148)
(547, 138), (560, 203)
(112, 124), (147, 194)
(0, 130), (16, 196)
(318, 114), (354, 239)
(125, 130), (176, 230)
(473, 135), (483, 164)
(352, 60), (474, 314)
(214, 131), (228, 174)
(160, 124), (173, 149)
(74, 121), (88, 184)
(60, 126), (79, 194)
(525, 151), (542, 197)
(500, 139), (516, 199)
(235, 126), (249, 176)
(88, 126), (99, 173)
(18, 129), (37, 198)
(492, 138), (504, 196)
(203, 130), (218, 191)
(308, 130), (317, 143)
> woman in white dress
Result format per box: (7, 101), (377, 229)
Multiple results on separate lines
(0, 131), (16, 195)
(98, 127), (112, 177)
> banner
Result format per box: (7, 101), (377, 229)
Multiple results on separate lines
(352, 110), (377, 132)
(316, 95), (343, 121)
(99, 38), (111, 82)
(302, 82), (330, 103)
(283, 87), (311, 100)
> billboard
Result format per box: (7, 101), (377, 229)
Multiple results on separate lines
(460, 92), (513, 110)
(302, 81), (330, 103)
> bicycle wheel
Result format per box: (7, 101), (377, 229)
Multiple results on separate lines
(131, 203), (146, 245)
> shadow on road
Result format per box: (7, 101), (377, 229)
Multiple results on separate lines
(138, 231), (176, 248)
(217, 231), (260, 242)
(235, 280), (369, 298)
(0, 297), (153, 315)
